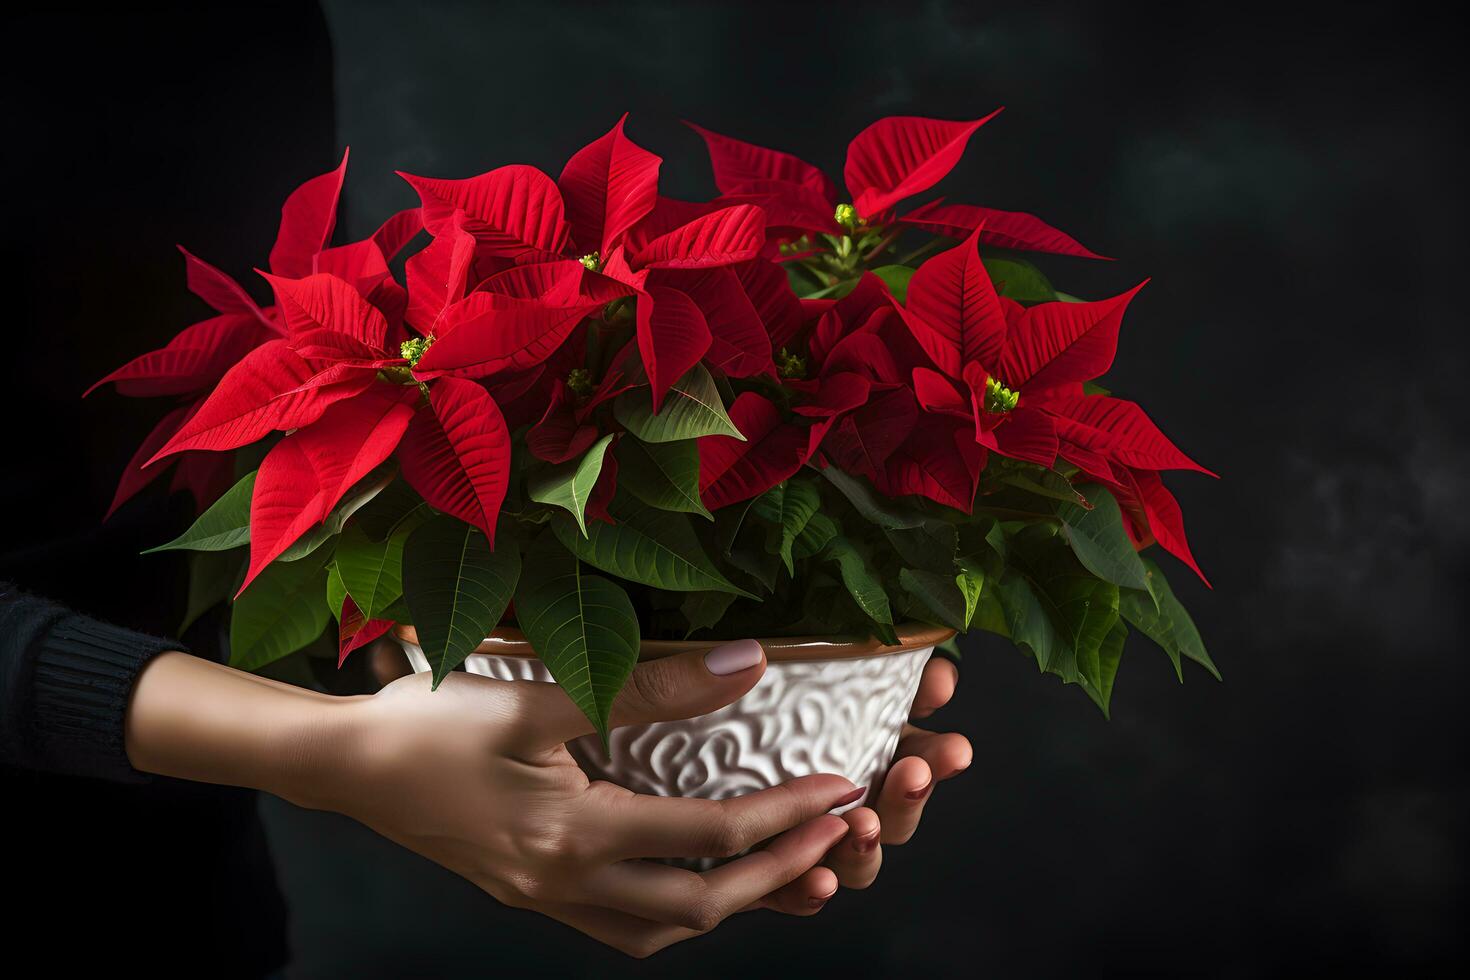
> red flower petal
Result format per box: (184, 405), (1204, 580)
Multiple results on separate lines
(558, 113), (662, 256)
(397, 378), (512, 544)
(873, 421), (984, 512)
(1045, 394), (1216, 476)
(999, 282), (1146, 393)
(371, 208), (425, 261)
(269, 149), (349, 278)
(990, 407), (1060, 467)
(338, 593), (394, 668)
(898, 200), (1109, 260)
(105, 403), (194, 520)
(629, 204), (766, 270)
(264, 272), (389, 352)
(897, 225), (1006, 377)
(149, 339), (373, 462)
(177, 246), (274, 328)
(664, 267), (774, 378)
(243, 384), (417, 591)
(698, 392), (807, 511)
(404, 210), (479, 334)
(820, 386), (918, 477)
(86, 314), (276, 398)
(638, 286), (712, 414)
(843, 111), (1001, 216)
(685, 121), (837, 203)
(398, 165), (571, 260)
(732, 259), (804, 350)
(412, 292), (599, 381)
(1120, 468), (1210, 586)
(527, 379), (599, 464)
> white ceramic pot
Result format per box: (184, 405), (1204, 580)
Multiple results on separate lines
(394, 624), (951, 867)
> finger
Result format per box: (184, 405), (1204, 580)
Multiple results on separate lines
(747, 866), (839, 915)
(896, 725), (973, 782)
(525, 900), (689, 960)
(597, 774), (862, 860)
(875, 755), (933, 845)
(821, 805), (883, 889)
(909, 657), (959, 719)
(521, 640), (768, 747)
(577, 814), (848, 931)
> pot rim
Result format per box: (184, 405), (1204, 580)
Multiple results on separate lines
(390, 622), (954, 663)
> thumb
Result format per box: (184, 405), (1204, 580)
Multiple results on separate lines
(528, 639), (767, 747)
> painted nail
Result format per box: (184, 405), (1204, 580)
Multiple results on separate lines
(808, 891), (835, 909)
(704, 639), (764, 676)
(905, 779), (933, 801)
(853, 830), (879, 854)
(833, 785), (866, 807)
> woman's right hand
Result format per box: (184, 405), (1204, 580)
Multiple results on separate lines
(291, 640), (860, 958)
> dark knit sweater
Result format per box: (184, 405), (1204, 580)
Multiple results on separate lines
(0, 582), (182, 781)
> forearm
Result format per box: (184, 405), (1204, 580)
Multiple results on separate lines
(124, 652), (360, 803)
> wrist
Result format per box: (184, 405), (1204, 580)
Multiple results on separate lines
(124, 652), (366, 803)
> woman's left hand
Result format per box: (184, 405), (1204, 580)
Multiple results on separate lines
(752, 655), (971, 912)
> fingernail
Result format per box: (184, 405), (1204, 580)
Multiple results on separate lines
(853, 830), (879, 854)
(944, 761), (971, 779)
(834, 785), (866, 807)
(704, 639), (764, 676)
(808, 891), (835, 909)
(905, 779), (933, 801)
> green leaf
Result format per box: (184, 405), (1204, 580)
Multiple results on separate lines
(551, 499), (756, 598)
(1022, 548), (1121, 691)
(824, 536), (895, 637)
(955, 559), (985, 630)
(514, 533), (640, 748)
(793, 510), (839, 559)
(528, 433), (615, 535)
(994, 567), (1064, 668)
(999, 466), (1090, 508)
(326, 561), (348, 620)
(870, 264), (916, 303)
(228, 545), (333, 671)
(144, 471), (256, 554)
(278, 468), (393, 562)
(899, 567), (967, 631)
(179, 548), (243, 634)
(821, 466), (927, 529)
(1078, 620), (1126, 718)
(354, 477), (430, 541)
(401, 515), (521, 688)
(614, 364), (743, 443)
(885, 519), (959, 574)
(1121, 557), (1219, 681)
(681, 590), (738, 635)
(1056, 485), (1150, 591)
(617, 437), (711, 519)
(750, 479), (821, 574)
(335, 522), (410, 620)
(981, 256), (1056, 303)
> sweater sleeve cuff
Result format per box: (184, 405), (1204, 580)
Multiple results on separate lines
(29, 614), (185, 782)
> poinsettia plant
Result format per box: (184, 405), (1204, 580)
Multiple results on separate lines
(92, 111), (1216, 742)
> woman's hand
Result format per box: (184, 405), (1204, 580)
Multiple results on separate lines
(793, 656), (971, 898)
(126, 644), (860, 958)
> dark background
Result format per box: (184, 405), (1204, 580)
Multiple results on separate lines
(3, 1), (1465, 975)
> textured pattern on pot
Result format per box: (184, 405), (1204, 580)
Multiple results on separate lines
(395, 625), (949, 869)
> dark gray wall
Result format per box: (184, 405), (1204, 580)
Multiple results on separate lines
(290, 1), (1465, 975)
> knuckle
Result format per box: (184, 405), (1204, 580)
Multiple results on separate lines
(626, 660), (682, 713)
(701, 809), (751, 858)
(679, 896), (726, 933)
